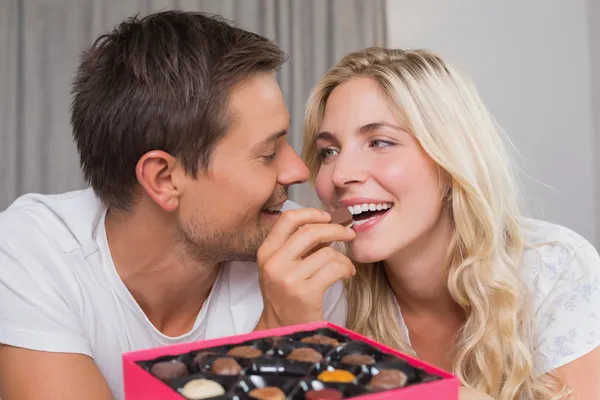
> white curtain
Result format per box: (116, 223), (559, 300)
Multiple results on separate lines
(0, 0), (387, 209)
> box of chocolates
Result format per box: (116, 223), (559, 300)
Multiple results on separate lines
(123, 321), (459, 399)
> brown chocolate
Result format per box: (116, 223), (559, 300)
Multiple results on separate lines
(300, 334), (339, 346)
(330, 207), (353, 226)
(304, 388), (344, 400)
(149, 360), (188, 380)
(368, 369), (408, 391)
(226, 345), (263, 359)
(248, 386), (286, 400)
(193, 351), (216, 365)
(210, 357), (242, 375)
(286, 347), (323, 363)
(340, 353), (376, 365)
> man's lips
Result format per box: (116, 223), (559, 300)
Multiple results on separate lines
(261, 199), (287, 213)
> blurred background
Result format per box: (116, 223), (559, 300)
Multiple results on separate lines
(1, 0), (599, 247)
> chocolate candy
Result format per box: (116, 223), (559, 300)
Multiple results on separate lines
(227, 345), (263, 359)
(250, 358), (311, 377)
(149, 360), (187, 380)
(330, 207), (353, 226)
(286, 347), (323, 363)
(304, 388), (344, 400)
(248, 386), (286, 400)
(140, 327), (444, 398)
(210, 357), (242, 375)
(301, 335), (339, 346)
(340, 353), (376, 366)
(193, 351), (216, 368)
(368, 369), (408, 391)
(180, 378), (225, 399)
(317, 369), (356, 383)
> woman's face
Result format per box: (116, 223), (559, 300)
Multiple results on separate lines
(314, 77), (449, 263)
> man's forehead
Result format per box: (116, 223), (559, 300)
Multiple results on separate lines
(227, 109), (290, 145)
(254, 129), (288, 149)
(227, 73), (285, 111)
(222, 73), (289, 144)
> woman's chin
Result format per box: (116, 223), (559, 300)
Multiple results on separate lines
(349, 244), (387, 264)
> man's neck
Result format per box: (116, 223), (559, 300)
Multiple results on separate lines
(104, 202), (220, 337)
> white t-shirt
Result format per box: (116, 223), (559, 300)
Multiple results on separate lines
(0, 189), (347, 399)
(394, 218), (600, 376)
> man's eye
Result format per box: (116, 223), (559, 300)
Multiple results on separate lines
(262, 152), (277, 163)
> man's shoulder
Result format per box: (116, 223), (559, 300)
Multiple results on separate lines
(0, 188), (105, 255)
(0, 190), (112, 359)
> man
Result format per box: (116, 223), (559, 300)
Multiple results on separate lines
(0, 11), (354, 400)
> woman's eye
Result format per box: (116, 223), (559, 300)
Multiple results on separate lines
(318, 148), (339, 160)
(370, 139), (393, 148)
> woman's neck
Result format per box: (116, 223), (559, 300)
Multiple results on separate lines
(383, 211), (465, 370)
(384, 210), (459, 317)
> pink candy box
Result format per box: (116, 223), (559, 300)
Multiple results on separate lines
(123, 321), (459, 399)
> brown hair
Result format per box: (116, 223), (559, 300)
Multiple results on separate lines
(71, 10), (286, 210)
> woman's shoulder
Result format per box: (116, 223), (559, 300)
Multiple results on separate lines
(518, 217), (599, 283)
(520, 217), (593, 249)
(517, 218), (600, 374)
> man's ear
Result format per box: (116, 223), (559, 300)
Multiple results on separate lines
(135, 151), (185, 212)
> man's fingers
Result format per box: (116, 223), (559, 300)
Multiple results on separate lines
(307, 252), (356, 291)
(258, 208), (331, 264)
(287, 246), (349, 280)
(278, 223), (355, 260)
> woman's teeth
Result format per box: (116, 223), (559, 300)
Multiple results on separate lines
(346, 202), (393, 226)
(347, 202), (393, 215)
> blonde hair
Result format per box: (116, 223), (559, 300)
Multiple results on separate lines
(302, 47), (570, 399)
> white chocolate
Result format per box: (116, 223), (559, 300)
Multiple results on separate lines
(180, 379), (225, 399)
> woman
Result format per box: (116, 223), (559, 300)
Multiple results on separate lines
(302, 47), (600, 399)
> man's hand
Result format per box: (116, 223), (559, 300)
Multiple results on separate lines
(255, 208), (355, 330)
(0, 344), (114, 400)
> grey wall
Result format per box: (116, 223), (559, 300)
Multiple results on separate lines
(386, 0), (598, 245)
(590, 0), (600, 248)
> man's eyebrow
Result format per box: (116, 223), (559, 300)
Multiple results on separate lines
(253, 129), (288, 151)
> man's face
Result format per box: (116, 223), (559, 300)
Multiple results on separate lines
(176, 73), (309, 262)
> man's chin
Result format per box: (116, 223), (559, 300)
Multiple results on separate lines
(226, 253), (258, 263)
(229, 226), (270, 263)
